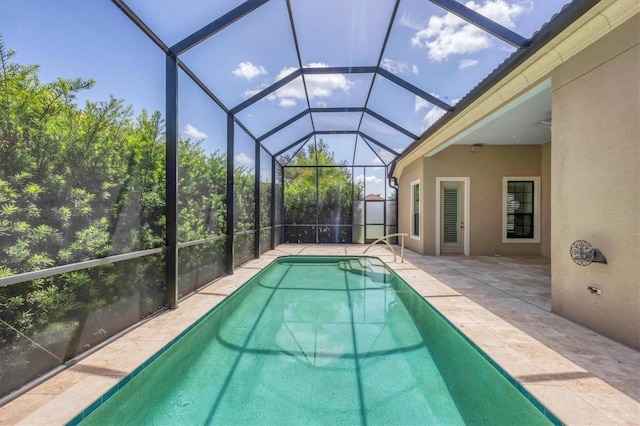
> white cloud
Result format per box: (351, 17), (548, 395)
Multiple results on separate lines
(305, 63), (353, 97)
(246, 63), (353, 108)
(243, 86), (264, 98)
(459, 59), (479, 70)
(183, 124), (207, 140)
(414, 96), (431, 113)
(275, 66), (298, 81)
(232, 61), (267, 80)
(399, 11), (427, 31)
(355, 174), (384, 185)
(476, 0), (529, 27)
(421, 105), (448, 130)
(235, 152), (254, 166)
(412, 64), (419, 75)
(411, 0), (526, 61)
(381, 58), (408, 74)
(417, 96), (460, 131)
(278, 98), (297, 108)
(316, 101), (328, 108)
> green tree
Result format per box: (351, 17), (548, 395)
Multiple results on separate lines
(177, 139), (226, 243)
(0, 40), (169, 397)
(0, 37), (261, 398)
(0, 39), (169, 275)
(176, 134), (235, 294)
(283, 140), (360, 242)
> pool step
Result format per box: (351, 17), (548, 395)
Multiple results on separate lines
(338, 259), (392, 283)
(338, 259), (366, 273)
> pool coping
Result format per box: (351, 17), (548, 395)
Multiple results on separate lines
(0, 244), (638, 425)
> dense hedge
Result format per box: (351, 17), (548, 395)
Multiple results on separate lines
(0, 39), (254, 397)
(283, 141), (362, 243)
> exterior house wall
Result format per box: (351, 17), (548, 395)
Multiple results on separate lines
(420, 145), (548, 256)
(541, 142), (552, 258)
(397, 157), (424, 254)
(551, 15), (639, 349)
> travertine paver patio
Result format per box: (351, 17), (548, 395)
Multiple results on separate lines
(1, 244), (638, 425)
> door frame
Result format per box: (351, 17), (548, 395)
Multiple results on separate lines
(435, 177), (470, 256)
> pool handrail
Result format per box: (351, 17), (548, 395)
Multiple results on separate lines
(363, 233), (408, 262)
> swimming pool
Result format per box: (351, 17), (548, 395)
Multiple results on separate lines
(69, 256), (559, 425)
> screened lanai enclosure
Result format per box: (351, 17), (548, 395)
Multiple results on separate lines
(0, 0), (588, 402)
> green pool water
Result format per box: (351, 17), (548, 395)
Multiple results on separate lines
(70, 256), (558, 425)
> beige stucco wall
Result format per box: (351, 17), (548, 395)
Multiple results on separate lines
(551, 15), (639, 349)
(417, 144), (549, 256)
(397, 157), (424, 254)
(541, 143), (552, 258)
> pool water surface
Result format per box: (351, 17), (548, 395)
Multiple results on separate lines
(71, 256), (558, 425)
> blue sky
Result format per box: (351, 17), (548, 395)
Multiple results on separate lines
(0, 0), (569, 196)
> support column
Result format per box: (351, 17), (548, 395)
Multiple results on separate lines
(281, 167), (285, 242)
(271, 156), (276, 249)
(315, 166), (319, 243)
(165, 53), (179, 308)
(254, 140), (261, 258)
(226, 113), (235, 275)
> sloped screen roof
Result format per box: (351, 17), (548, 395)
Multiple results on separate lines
(116, 0), (575, 167)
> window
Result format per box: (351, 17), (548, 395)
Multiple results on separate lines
(507, 181), (533, 238)
(411, 180), (420, 238)
(503, 177), (540, 243)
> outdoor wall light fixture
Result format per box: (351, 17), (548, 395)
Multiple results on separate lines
(570, 240), (607, 266)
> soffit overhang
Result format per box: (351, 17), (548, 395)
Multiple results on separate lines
(391, 0), (639, 180)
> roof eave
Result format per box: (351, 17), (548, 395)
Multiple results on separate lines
(390, 0), (603, 179)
